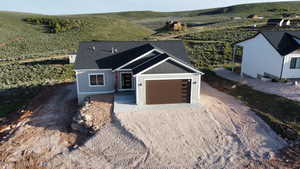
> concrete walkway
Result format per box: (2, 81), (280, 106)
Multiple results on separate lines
(214, 68), (300, 102)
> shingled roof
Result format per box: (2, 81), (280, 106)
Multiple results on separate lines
(75, 40), (191, 70)
(261, 31), (300, 56)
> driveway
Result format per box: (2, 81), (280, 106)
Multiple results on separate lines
(214, 68), (300, 102)
(116, 82), (286, 168)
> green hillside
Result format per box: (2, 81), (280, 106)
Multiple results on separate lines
(0, 11), (153, 61)
(199, 1), (300, 16)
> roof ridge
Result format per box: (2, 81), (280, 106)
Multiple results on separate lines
(79, 40), (183, 44)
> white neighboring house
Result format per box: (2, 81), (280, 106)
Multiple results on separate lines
(234, 31), (300, 79)
(267, 19), (291, 27)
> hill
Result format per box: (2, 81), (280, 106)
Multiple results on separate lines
(106, 1), (300, 20)
(198, 1), (300, 16)
(0, 11), (153, 61)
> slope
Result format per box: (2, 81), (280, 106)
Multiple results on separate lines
(0, 11), (153, 60)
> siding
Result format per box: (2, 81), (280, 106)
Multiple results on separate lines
(136, 73), (201, 105)
(238, 33), (283, 78)
(143, 60), (195, 74)
(76, 69), (115, 104)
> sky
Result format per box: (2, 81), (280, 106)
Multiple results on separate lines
(1, 0), (299, 15)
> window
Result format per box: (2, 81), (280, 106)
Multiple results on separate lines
(290, 57), (300, 69)
(89, 74), (104, 86)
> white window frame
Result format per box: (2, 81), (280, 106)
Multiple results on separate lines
(88, 73), (105, 87)
(290, 57), (300, 69)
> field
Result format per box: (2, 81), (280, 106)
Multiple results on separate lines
(0, 12), (153, 61)
(0, 58), (74, 117)
(182, 27), (257, 67)
(0, 11), (152, 117)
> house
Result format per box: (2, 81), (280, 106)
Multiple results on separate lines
(233, 31), (300, 79)
(267, 19), (290, 27)
(165, 21), (187, 31)
(247, 14), (264, 19)
(75, 40), (203, 105)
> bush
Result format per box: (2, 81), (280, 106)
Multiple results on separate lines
(23, 17), (87, 33)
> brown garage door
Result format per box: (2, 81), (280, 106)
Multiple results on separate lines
(146, 79), (191, 104)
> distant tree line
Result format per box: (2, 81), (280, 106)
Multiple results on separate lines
(23, 17), (87, 33)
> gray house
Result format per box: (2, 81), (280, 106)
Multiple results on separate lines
(75, 40), (203, 105)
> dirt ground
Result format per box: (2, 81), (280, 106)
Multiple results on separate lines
(0, 83), (79, 169)
(0, 82), (295, 169)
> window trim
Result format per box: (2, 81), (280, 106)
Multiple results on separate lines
(88, 73), (105, 87)
(290, 57), (300, 69)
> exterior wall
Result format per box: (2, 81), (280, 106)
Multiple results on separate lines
(135, 73), (201, 105)
(76, 69), (115, 104)
(237, 33), (283, 78)
(281, 53), (300, 78)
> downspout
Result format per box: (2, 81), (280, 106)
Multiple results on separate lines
(232, 45), (237, 72)
(279, 56), (285, 80)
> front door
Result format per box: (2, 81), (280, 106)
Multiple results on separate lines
(121, 72), (132, 89)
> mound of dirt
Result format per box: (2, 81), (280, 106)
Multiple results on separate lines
(71, 94), (113, 133)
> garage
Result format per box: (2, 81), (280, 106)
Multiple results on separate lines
(146, 79), (191, 104)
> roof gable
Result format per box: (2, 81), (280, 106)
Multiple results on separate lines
(236, 31), (300, 56)
(261, 31), (300, 56)
(143, 59), (196, 74)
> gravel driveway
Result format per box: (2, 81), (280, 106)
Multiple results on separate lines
(46, 82), (286, 169)
(115, 82), (286, 168)
(214, 68), (300, 102)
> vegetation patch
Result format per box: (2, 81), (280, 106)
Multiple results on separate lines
(186, 41), (232, 67)
(23, 17), (88, 33)
(202, 69), (300, 140)
(0, 12), (152, 61)
(0, 59), (75, 117)
(184, 28), (257, 67)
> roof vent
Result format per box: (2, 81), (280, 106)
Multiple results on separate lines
(88, 46), (96, 54)
(111, 47), (118, 54)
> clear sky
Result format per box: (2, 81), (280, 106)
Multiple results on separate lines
(1, 0), (299, 15)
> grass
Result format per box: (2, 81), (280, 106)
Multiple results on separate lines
(183, 26), (257, 67)
(0, 58), (75, 117)
(202, 69), (300, 140)
(0, 11), (153, 61)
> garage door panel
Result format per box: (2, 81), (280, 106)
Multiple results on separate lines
(146, 79), (191, 104)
